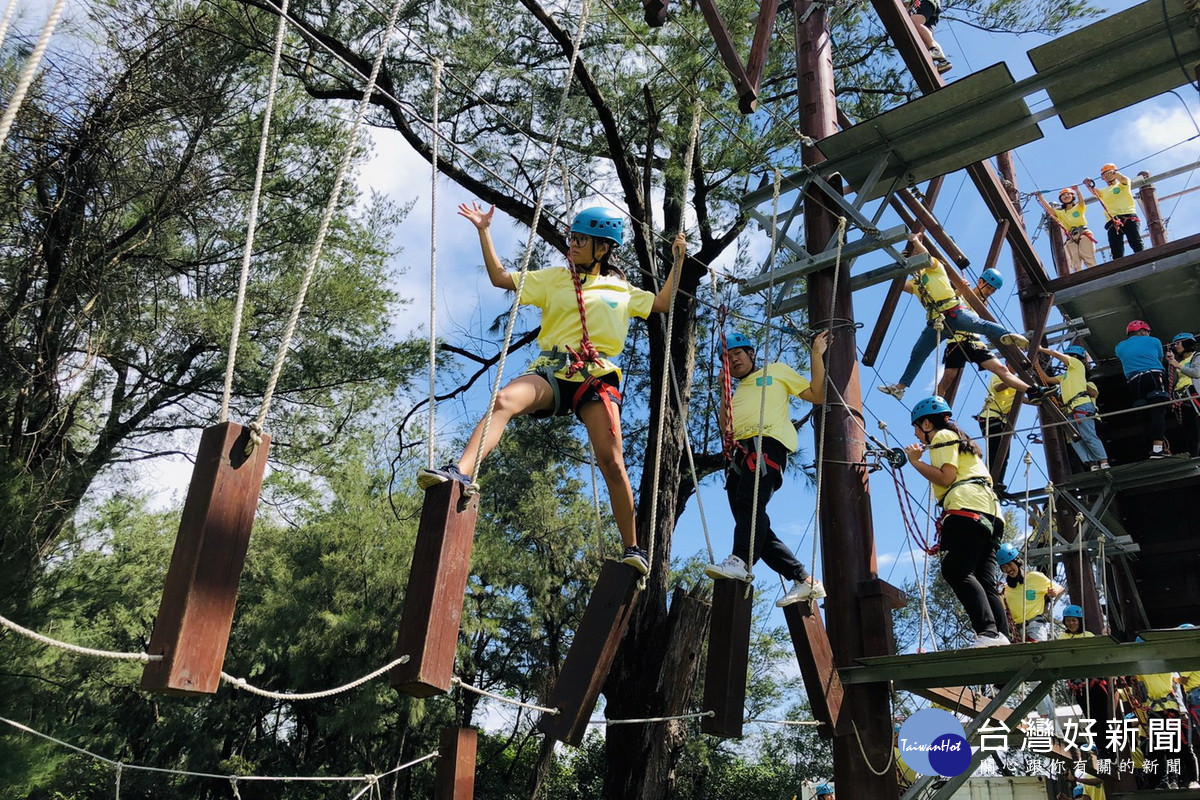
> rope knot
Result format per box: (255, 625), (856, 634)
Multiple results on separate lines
(245, 421), (264, 456)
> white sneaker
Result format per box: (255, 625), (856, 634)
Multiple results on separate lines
(969, 631), (1011, 648)
(705, 555), (751, 582)
(1187, 782), (1200, 789)
(776, 578), (827, 607)
(878, 384), (906, 400)
(1000, 333), (1030, 349)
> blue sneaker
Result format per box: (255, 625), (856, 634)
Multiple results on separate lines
(417, 463), (473, 490)
(621, 546), (649, 575)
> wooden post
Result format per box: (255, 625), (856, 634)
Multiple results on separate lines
(391, 481), (480, 697)
(857, 579), (905, 658)
(537, 560), (641, 746)
(1137, 171), (1168, 248)
(1045, 214), (1070, 278)
(784, 598), (842, 737)
(434, 727), (477, 800)
(700, 579), (752, 738)
(141, 422), (270, 695)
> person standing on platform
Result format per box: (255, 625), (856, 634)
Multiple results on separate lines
(907, 0), (952, 73)
(1036, 345), (1109, 471)
(1035, 187), (1096, 273)
(1085, 164), (1144, 259)
(1061, 605), (1114, 757)
(1167, 332), (1200, 457)
(974, 374), (1015, 493)
(996, 542), (1064, 642)
(418, 204), (686, 576)
(1114, 320), (1170, 460)
(705, 331), (829, 606)
(879, 235), (1045, 403)
(904, 396), (1010, 648)
(1137, 665), (1194, 788)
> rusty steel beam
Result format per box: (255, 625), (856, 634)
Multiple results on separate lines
(984, 220), (1010, 271)
(896, 190), (969, 267)
(695, 0), (754, 104)
(1137, 171), (1168, 248)
(743, 0), (780, 112)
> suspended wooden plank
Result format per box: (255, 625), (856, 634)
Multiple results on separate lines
(701, 578), (752, 738)
(141, 422), (270, 695)
(536, 560), (641, 746)
(434, 727), (477, 800)
(857, 578), (905, 658)
(783, 598), (843, 738)
(391, 480), (480, 698)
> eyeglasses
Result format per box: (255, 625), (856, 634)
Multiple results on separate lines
(568, 232), (591, 246)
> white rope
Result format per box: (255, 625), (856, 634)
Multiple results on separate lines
(251, 0), (407, 437)
(670, 372), (715, 563)
(220, 0), (289, 423)
(0, 0), (19, 54)
(450, 676), (561, 715)
(1021, 451), (1034, 642)
(591, 710), (715, 725)
(0, 613), (161, 663)
(220, 655), (409, 701)
(851, 718), (896, 776)
(745, 717), (823, 727)
(467, 0), (593, 485)
(114, 762), (122, 800)
(0, 0), (67, 151)
(426, 59), (442, 469)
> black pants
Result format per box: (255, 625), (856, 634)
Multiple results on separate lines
(1178, 389), (1200, 457)
(977, 416), (1011, 487)
(1129, 370), (1168, 443)
(1106, 215), (1144, 259)
(725, 437), (808, 581)
(939, 512), (1006, 636)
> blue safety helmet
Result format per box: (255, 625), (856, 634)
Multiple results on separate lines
(1063, 604), (1084, 619)
(726, 332), (755, 353)
(1180, 623), (1196, 629)
(996, 542), (1020, 567)
(570, 207), (625, 247)
(1173, 332), (1196, 343)
(1064, 345), (1087, 359)
(816, 785), (834, 797)
(1074, 786), (1085, 798)
(911, 395), (952, 425)
(981, 268), (1004, 290)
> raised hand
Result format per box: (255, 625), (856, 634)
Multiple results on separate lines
(457, 201), (495, 230)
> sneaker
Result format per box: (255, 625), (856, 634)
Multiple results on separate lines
(1187, 782), (1200, 789)
(969, 631), (1011, 648)
(878, 384), (906, 400)
(1099, 460), (1111, 469)
(1150, 450), (1169, 460)
(417, 463), (473, 490)
(1088, 463), (1100, 471)
(776, 578), (827, 607)
(705, 554), (751, 582)
(935, 59), (953, 74)
(621, 546), (649, 575)
(1000, 333), (1030, 349)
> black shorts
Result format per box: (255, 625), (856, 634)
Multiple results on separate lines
(910, 0), (940, 26)
(943, 338), (995, 371)
(530, 370), (622, 421)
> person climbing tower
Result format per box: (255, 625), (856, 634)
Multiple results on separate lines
(1085, 163), (1144, 260)
(904, 396), (1010, 648)
(1035, 186), (1096, 273)
(908, 0), (951, 73)
(879, 234), (1044, 403)
(1035, 345), (1109, 471)
(706, 330), (829, 606)
(419, 204), (686, 575)
(996, 542), (1064, 642)
(1114, 320), (1169, 460)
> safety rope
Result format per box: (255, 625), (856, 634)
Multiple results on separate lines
(645, 98), (702, 570)
(220, 656), (409, 701)
(468, 0), (593, 486)
(249, 0), (407, 446)
(1020, 450), (1033, 642)
(0, 0), (67, 151)
(717, 305), (736, 459)
(604, 710), (714, 725)
(851, 718), (896, 776)
(426, 59), (442, 469)
(667, 349), (716, 563)
(0, 0), (19, 69)
(0, 613), (161, 663)
(450, 676), (561, 715)
(220, 0), (289, 424)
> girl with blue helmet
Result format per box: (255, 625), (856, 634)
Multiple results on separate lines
(1167, 332), (1199, 456)
(1035, 345), (1109, 471)
(904, 396), (1010, 648)
(418, 204), (684, 575)
(996, 541), (1063, 642)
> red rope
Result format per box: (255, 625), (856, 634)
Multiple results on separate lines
(717, 305), (737, 460)
(565, 266), (602, 378)
(890, 465), (939, 555)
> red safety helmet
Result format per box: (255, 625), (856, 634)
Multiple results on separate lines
(1126, 320), (1151, 334)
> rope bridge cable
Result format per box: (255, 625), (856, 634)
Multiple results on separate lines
(467, 0), (594, 487)
(646, 99), (702, 570)
(449, 676), (561, 715)
(220, 0), (290, 424)
(219, 655), (410, 701)
(0, 613), (161, 663)
(0, 0), (67, 151)
(588, 710), (715, 725)
(249, 0), (408, 446)
(0, 0), (19, 63)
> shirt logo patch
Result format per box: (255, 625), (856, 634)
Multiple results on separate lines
(1026, 589), (1038, 601)
(755, 376), (774, 387)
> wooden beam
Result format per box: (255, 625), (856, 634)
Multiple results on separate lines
(983, 220), (1010, 271)
(742, 0), (780, 112)
(896, 190), (969, 267)
(391, 481), (480, 698)
(641, 0), (668, 27)
(857, 579), (905, 658)
(701, 579), (753, 738)
(141, 422), (269, 695)
(694, 0), (754, 103)
(434, 727), (477, 800)
(784, 599), (842, 738)
(536, 560), (641, 746)
(862, 277), (905, 368)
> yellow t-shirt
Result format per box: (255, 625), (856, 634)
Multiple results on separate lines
(1177, 353), (1195, 391)
(1053, 202), (1089, 231)
(1061, 356), (1092, 410)
(519, 268), (654, 378)
(1140, 672), (1177, 702)
(906, 257), (959, 318)
(1096, 180), (1137, 217)
(1004, 570), (1054, 623)
(1084, 783), (1106, 800)
(1062, 630), (1095, 639)
(978, 374), (1015, 420)
(731, 362), (812, 453)
(928, 428), (998, 516)
(1180, 670), (1200, 691)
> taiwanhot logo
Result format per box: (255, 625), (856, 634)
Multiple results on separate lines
(897, 709), (971, 777)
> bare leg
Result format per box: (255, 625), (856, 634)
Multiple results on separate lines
(937, 366), (961, 398)
(982, 358), (1031, 392)
(456, 374), (555, 475)
(578, 399), (637, 550)
(912, 14), (935, 47)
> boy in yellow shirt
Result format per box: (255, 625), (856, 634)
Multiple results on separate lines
(1036, 345), (1109, 471)
(1085, 163), (1144, 259)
